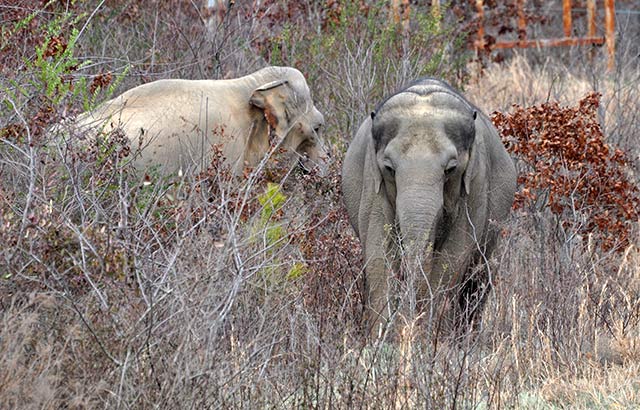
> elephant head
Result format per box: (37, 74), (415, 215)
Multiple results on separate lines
(342, 78), (516, 336)
(249, 75), (326, 173)
(369, 84), (478, 263)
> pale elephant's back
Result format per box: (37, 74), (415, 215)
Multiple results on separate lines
(79, 78), (256, 173)
(97, 79), (249, 133)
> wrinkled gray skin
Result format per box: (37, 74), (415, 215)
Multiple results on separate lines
(342, 78), (516, 335)
(76, 66), (326, 176)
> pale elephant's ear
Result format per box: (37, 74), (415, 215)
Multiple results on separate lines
(249, 80), (289, 129)
(250, 79), (288, 102)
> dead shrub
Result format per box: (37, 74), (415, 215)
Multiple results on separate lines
(493, 92), (640, 252)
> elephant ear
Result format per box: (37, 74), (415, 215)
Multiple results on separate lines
(365, 121), (383, 194)
(249, 79), (289, 132)
(463, 118), (480, 196)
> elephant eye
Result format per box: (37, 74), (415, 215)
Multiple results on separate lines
(313, 124), (322, 134)
(445, 159), (458, 176)
(384, 162), (395, 177)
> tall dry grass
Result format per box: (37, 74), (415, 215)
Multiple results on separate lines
(466, 52), (639, 164)
(462, 25), (640, 406)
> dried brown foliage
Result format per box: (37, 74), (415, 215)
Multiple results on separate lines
(88, 72), (113, 95)
(493, 92), (640, 251)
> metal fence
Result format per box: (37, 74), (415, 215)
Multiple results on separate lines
(473, 0), (616, 71)
(388, 1), (618, 71)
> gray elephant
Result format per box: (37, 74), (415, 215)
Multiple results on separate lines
(76, 66), (326, 176)
(342, 78), (516, 335)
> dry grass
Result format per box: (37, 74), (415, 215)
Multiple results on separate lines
(466, 53), (640, 159)
(466, 55), (597, 111)
(1, 1), (639, 409)
(461, 41), (640, 409)
(476, 226), (640, 409)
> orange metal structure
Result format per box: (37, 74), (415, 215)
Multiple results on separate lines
(474, 0), (616, 71)
(391, 0), (411, 26)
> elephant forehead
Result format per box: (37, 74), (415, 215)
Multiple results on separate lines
(287, 86), (317, 114)
(378, 90), (472, 117)
(378, 112), (473, 153)
(390, 124), (452, 156)
(291, 84), (312, 101)
(286, 72), (313, 99)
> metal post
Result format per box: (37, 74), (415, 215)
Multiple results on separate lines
(563, 0), (572, 37)
(517, 0), (527, 42)
(604, 0), (616, 72)
(476, 0), (485, 49)
(586, 0), (596, 37)
(586, 0), (597, 64)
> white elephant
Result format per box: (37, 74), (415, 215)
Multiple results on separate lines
(342, 78), (517, 335)
(76, 66), (326, 176)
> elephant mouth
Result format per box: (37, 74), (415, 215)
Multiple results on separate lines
(297, 154), (313, 174)
(431, 209), (450, 253)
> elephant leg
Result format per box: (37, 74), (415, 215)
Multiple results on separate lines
(456, 259), (491, 331)
(415, 218), (473, 333)
(364, 257), (395, 337)
(456, 230), (498, 331)
(361, 198), (397, 338)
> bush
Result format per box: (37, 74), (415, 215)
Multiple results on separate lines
(493, 92), (640, 252)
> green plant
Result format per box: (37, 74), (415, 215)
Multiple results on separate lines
(258, 182), (287, 246)
(1, 4), (129, 120)
(33, 17), (88, 104)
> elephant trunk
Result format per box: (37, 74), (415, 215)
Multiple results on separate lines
(395, 186), (443, 272)
(308, 140), (329, 176)
(395, 183), (447, 325)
